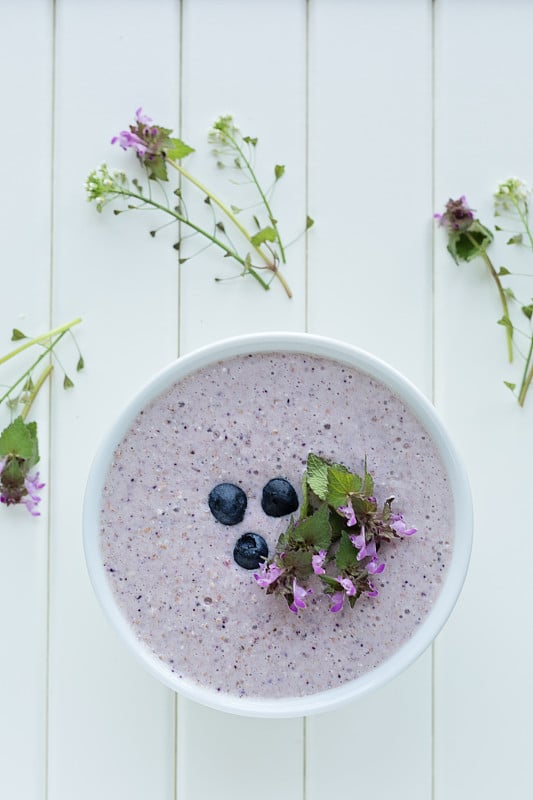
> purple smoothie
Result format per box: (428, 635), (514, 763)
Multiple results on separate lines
(99, 352), (453, 700)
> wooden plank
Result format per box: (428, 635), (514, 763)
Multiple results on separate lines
(176, 1), (308, 797)
(0, 1), (52, 798)
(47, 1), (181, 797)
(434, 1), (533, 797)
(306, 1), (434, 797)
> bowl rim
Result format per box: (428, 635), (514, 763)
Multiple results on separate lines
(83, 331), (473, 718)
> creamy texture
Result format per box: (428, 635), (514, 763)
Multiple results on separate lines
(100, 352), (454, 700)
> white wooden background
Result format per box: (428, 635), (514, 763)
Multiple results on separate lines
(1, 0), (532, 797)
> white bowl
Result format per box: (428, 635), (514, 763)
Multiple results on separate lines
(83, 332), (472, 717)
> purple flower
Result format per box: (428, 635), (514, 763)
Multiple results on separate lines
(434, 196), (475, 232)
(366, 581), (379, 598)
(254, 561), (284, 588)
(111, 130), (148, 156)
(289, 579), (312, 614)
(367, 557), (385, 575)
(390, 513), (417, 537)
(350, 524), (368, 560)
(330, 591), (345, 613)
(22, 472), (45, 517)
(312, 549), (327, 575)
(329, 576), (356, 613)
(338, 498), (357, 527)
(135, 107), (152, 126)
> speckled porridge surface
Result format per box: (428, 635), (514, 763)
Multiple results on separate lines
(100, 352), (454, 700)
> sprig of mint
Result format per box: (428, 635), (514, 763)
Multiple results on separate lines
(0, 319), (83, 516)
(86, 109), (313, 298)
(254, 453), (417, 614)
(435, 180), (533, 406)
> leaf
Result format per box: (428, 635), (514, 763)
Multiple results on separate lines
(281, 548), (313, 579)
(498, 315), (513, 330)
(327, 465), (362, 509)
(146, 156), (169, 182)
(0, 417), (39, 464)
(166, 138), (195, 161)
(292, 504), (332, 550)
(274, 164), (285, 180)
(11, 329), (27, 341)
(448, 221), (493, 263)
(336, 531), (359, 571)
(306, 453), (329, 501)
(250, 227), (276, 247)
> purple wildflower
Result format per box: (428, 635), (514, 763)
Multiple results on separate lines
(111, 130), (148, 156)
(338, 498), (357, 527)
(390, 513), (417, 536)
(254, 561), (284, 588)
(434, 196), (475, 232)
(350, 524), (368, 560)
(366, 581), (379, 598)
(289, 579), (312, 614)
(312, 549), (327, 575)
(330, 575), (356, 613)
(135, 107), (152, 126)
(22, 472), (45, 516)
(367, 557), (385, 575)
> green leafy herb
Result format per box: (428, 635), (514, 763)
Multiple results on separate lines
(254, 453), (417, 614)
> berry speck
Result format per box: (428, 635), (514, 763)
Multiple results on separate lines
(233, 532), (268, 570)
(261, 478), (299, 517)
(208, 483), (247, 525)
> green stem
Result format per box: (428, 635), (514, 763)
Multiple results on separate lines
(0, 318), (82, 367)
(21, 364), (53, 420)
(518, 333), (533, 407)
(225, 132), (287, 264)
(467, 236), (514, 363)
(0, 331), (68, 407)
(117, 188), (270, 292)
(165, 157), (292, 298)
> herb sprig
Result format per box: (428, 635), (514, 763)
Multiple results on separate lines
(86, 109), (312, 297)
(254, 453), (417, 614)
(435, 180), (533, 406)
(0, 319), (83, 515)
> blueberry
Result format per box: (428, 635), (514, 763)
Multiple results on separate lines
(233, 532), (268, 570)
(208, 483), (247, 525)
(261, 478), (299, 517)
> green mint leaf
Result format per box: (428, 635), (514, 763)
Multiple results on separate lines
(11, 328), (27, 341)
(280, 548), (313, 580)
(292, 504), (332, 550)
(336, 530), (359, 571)
(166, 138), (195, 161)
(0, 417), (39, 465)
(146, 156), (169, 182)
(306, 453), (329, 501)
(250, 226), (276, 247)
(327, 465), (362, 509)
(274, 164), (285, 181)
(447, 220), (493, 263)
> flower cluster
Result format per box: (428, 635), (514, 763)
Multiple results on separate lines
(87, 109), (313, 298)
(435, 179), (533, 406)
(254, 453), (417, 614)
(0, 420), (44, 516)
